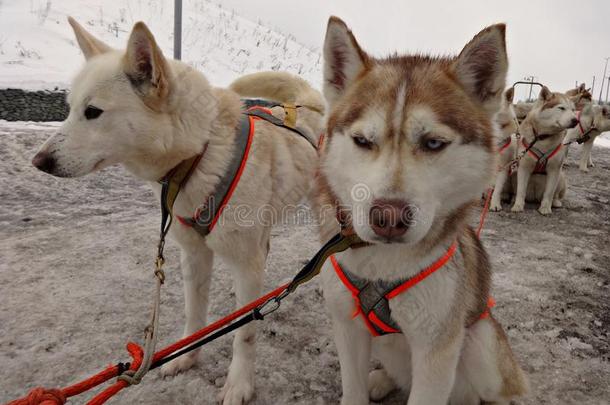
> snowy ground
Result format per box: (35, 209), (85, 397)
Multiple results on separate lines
(0, 121), (609, 404)
(0, 0), (322, 90)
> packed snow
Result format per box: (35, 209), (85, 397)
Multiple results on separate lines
(0, 0), (322, 89)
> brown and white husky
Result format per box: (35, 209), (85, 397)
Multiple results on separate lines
(315, 17), (528, 405)
(509, 87), (578, 214)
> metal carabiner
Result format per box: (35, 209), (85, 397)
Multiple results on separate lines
(256, 289), (290, 318)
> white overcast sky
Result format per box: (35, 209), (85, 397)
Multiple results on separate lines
(221, 0), (610, 101)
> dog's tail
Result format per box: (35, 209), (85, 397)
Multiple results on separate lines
(229, 71), (325, 115)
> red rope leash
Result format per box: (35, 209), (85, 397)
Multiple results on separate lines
(9, 192), (495, 405)
(7, 283), (290, 405)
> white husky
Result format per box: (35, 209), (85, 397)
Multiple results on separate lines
(315, 16), (527, 405)
(32, 18), (323, 404)
(564, 105), (610, 172)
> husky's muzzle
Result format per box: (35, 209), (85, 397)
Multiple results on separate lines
(32, 151), (56, 175)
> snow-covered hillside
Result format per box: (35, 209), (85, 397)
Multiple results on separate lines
(0, 0), (322, 90)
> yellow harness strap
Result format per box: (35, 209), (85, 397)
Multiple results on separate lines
(161, 153), (204, 218)
(282, 103), (298, 129)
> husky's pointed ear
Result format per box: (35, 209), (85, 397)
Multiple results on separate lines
(68, 16), (112, 60)
(455, 24), (508, 115)
(505, 87), (514, 103)
(323, 16), (369, 106)
(124, 22), (171, 105)
(578, 83), (586, 92)
(538, 85), (552, 102)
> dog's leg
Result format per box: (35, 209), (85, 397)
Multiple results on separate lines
(510, 164), (532, 212)
(580, 138), (595, 171)
(218, 227), (270, 405)
(538, 167), (560, 215)
(552, 171), (566, 208)
(406, 330), (464, 405)
(490, 168), (509, 212)
(369, 334), (411, 401)
(333, 317), (372, 405)
(160, 242), (214, 376)
(452, 317), (528, 404)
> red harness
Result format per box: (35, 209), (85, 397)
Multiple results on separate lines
(576, 110), (585, 136)
(521, 138), (563, 175)
(497, 136), (512, 154)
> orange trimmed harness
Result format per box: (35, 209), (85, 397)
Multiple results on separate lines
(330, 242), (495, 336)
(330, 187), (496, 337)
(176, 100), (317, 237)
(330, 242), (457, 336)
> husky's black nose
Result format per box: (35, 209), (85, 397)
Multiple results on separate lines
(369, 199), (412, 240)
(32, 151), (56, 174)
(568, 118), (579, 128)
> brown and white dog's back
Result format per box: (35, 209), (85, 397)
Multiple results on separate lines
(316, 17), (527, 405)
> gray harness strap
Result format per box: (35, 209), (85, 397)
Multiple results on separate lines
(338, 261), (403, 335)
(180, 98), (316, 237)
(180, 114), (252, 237)
(242, 98), (318, 149)
(245, 109), (317, 148)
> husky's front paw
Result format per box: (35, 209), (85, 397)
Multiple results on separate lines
(218, 372), (254, 405)
(160, 354), (198, 376)
(369, 368), (396, 401)
(489, 202), (503, 212)
(511, 202), (524, 212)
(579, 166), (589, 173)
(538, 205), (552, 215)
(552, 199), (563, 208)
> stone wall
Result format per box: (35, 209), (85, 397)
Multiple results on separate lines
(0, 88), (69, 122)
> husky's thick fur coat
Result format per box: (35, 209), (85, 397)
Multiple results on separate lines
(315, 16), (528, 405)
(564, 85), (610, 172)
(509, 87), (578, 214)
(32, 18), (324, 405)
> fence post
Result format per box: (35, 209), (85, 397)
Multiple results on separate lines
(174, 0), (182, 60)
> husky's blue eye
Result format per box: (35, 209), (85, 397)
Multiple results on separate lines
(423, 138), (447, 151)
(352, 135), (373, 149)
(85, 105), (104, 120)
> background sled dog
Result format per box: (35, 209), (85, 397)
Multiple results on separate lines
(31, 18), (323, 405)
(489, 87), (518, 211)
(563, 84), (610, 172)
(509, 87), (577, 215)
(315, 16), (527, 405)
